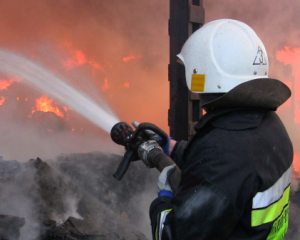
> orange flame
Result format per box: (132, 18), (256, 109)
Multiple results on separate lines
(0, 78), (21, 90)
(0, 96), (6, 105)
(277, 47), (300, 65)
(123, 55), (143, 62)
(61, 41), (87, 70)
(61, 40), (106, 74)
(276, 47), (300, 123)
(89, 60), (105, 73)
(32, 95), (65, 118)
(293, 154), (300, 173)
(124, 82), (129, 88)
(63, 50), (87, 70)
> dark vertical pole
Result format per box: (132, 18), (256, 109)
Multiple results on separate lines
(168, 0), (189, 141)
(169, 0), (205, 140)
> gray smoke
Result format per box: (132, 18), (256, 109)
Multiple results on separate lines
(205, 0), (300, 51)
(0, 1), (299, 239)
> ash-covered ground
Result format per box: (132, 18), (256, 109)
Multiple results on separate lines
(0, 152), (159, 240)
(0, 152), (300, 240)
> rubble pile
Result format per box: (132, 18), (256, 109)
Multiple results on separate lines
(0, 215), (25, 240)
(0, 153), (158, 240)
(0, 153), (299, 239)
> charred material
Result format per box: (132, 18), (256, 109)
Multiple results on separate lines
(0, 153), (155, 240)
(0, 215), (25, 240)
(0, 152), (299, 239)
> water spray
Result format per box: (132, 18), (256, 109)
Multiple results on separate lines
(0, 49), (170, 181)
(0, 49), (118, 133)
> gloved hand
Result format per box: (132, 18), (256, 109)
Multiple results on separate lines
(132, 120), (160, 141)
(158, 164), (176, 198)
(138, 140), (163, 168)
(158, 136), (172, 155)
(132, 121), (169, 150)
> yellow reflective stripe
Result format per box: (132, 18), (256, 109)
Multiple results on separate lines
(156, 209), (172, 240)
(252, 186), (290, 227)
(163, 209), (172, 212)
(267, 203), (289, 240)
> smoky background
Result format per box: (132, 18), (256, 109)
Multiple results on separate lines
(0, 0), (299, 239)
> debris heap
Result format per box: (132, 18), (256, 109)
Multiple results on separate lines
(0, 153), (157, 240)
(0, 153), (299, 239)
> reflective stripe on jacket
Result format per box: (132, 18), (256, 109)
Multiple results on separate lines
(150, 108), (293, 240)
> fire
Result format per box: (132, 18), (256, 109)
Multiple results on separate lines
(124, 82), (129, 88)
(277, 47), (300, 65)
(89, 60), (105, 73)
(123, 55), (143, 62)
(0, 78), (21, 90)
(276, 47), (300, 179)
(63, 50), (87, 71)
(0, 96), (6, 105)
(32, 95), (65, 118)
(0, 79), (14, 90)
(293, 154), (300, 173)
(61, 41), (87, 71)
(276, 47), (300, 123)
(61, 40), (104, 74)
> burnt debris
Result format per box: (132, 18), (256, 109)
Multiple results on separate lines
(0, 153), (157, 240)
(0, 153), (299, 239)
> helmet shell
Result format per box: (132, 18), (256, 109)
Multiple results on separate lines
(177, 19), (269, 93)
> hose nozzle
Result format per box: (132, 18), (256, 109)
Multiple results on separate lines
(110, 122), (133, 146)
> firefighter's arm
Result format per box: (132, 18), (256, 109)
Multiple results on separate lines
(161, 138), (188, 169)
(169, 140), (187, 169)
(138, 141), (181, 193)
(139, 141), (244, 239)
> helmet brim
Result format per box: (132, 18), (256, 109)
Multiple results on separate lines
(202, 78), (291, 110)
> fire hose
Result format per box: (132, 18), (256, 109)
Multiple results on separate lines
(110, 121), (181, 192)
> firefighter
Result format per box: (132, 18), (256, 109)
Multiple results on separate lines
(138, 19), (293, 239)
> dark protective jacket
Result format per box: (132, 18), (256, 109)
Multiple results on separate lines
(150, 108), (293, 240)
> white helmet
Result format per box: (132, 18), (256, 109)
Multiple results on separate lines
(177, 19), (269, 93)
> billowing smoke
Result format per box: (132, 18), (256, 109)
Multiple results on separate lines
(205, 0), (300, 50)
(0, 0), (299, 239)
(0, 0), (169, 132)
(0, 2), (168, 239)
(0, 1), (299, 138)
